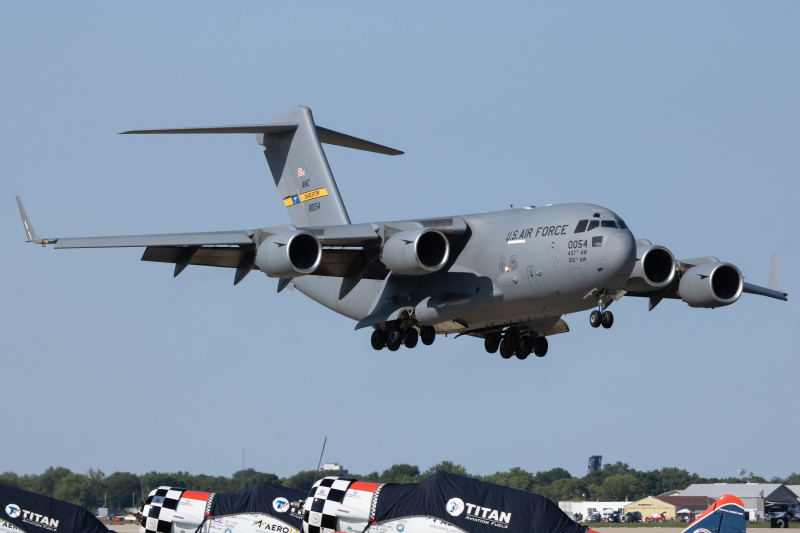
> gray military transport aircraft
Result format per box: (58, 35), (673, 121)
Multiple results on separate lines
(17, 106), (788, 359)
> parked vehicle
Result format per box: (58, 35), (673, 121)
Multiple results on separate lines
(606, 511), (621, 523)
(645, 512), (667, 523)
(585, 513), (602, 523)
(624, 511), (642, 523)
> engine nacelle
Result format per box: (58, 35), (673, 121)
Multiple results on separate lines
(623, 244), (676, 292)
(381, 228), (449, 276)
(255, 230), (321, 278)
(679, 262), (743, 308)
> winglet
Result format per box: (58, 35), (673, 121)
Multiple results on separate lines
(768, 253), (781, 292)
(16, 197), (46, 245)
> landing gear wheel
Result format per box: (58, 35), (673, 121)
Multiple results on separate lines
(420, 326), (436, 346)
(403, 328), (419, 348)
(601, 311), (614, 329)
(370, 329), (387, 350)
(484, 333), (501, 354)
(534, 336), (549, 357)
(387, 327), (403, 351)
(589, 310), (602, 328)
(516, 336), (533, 359)
(499, 338), (514, 359)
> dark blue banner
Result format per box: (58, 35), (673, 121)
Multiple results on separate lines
(0, 483), (109, 533)
(374, 472), (586, 533)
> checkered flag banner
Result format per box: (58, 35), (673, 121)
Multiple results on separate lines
(303, 476), (356, 533)
(141, 486), (186, 533)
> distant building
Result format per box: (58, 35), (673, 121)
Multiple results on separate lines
(623, 495), (716, 521)
(96, 507), (126, 518)
(679, 483), (798, 519)
(319, 462), (348, 475)
(587, 456), (602, 474)
(558, 501), (629, 519)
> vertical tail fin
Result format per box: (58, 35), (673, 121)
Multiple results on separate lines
(683, 495), (746, 533)
(258, 107), (350, 227)
(257, 106), (402, 228)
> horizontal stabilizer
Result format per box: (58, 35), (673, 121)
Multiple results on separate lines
(121, 122), (403, 155)
(120, 124), (298, 135)
(316, 126), (403, 155)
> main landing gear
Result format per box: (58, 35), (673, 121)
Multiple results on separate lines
(589, 308), (613, 329)
(484, 329), (548, 360)
(371, 324), (435, 351)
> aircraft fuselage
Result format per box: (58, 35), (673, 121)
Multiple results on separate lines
(293, 203), (636, 335)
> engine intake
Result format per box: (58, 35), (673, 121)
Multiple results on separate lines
(679, 262), (743, 308)
(381, 228), (449, 276)
(256, 230), (321, 278)
(623, 245), (676, 292)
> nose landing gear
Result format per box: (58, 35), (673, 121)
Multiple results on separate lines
(590, 301), (614, 329)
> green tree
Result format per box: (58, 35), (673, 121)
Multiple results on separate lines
(422, 461), (468, 477)
(106, 472), (143, 508)
(54, 473), (94, 508)
(784, 473), (800, 484)
(484, 468), (536, 492)
(35, 467), (74, 498)
(282, 470), (341, 492)
(603, 462), (634, 476)
(540, 477), (589, 501)
(597, 473), (644, 501)
(0, 472), (20, 488)
(379, 464), (421, 484)
(534, 468), (572, 487)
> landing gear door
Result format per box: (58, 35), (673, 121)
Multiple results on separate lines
(527, 266), (540, 290)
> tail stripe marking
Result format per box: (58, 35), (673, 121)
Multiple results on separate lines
(284, 188), (329, 207)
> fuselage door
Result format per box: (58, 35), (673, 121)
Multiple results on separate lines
(527, 266), (541, 290)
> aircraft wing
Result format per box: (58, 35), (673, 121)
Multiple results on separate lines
(17, 197), (468, 288)
(624, 248), (787, 310)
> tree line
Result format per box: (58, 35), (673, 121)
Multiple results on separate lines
(2, 462), (798, 514)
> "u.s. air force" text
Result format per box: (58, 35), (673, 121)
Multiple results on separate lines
(506, 225), (569, 241)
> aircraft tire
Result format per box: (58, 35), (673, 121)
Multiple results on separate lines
(420, 326), (436, 345)
(387, 327), (403, 351)
(517, 336), (533, 359)
(484, 333), (500, 354)
(602, 311), (614, 329)
(404, 328), (419, 348)
(534, 336), (548, 357)
(371, 329), (387, 350)
(589, 310), (602, 328)
(499, 338), (514, 359)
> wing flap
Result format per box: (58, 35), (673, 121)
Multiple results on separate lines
(142, 246), (251, 269)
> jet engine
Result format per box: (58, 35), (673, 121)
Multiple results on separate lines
(256, 230), (322, 278)
(678, 262), (743, 308)
(380, 228), (449, 276)
(623, 244), (676, 292)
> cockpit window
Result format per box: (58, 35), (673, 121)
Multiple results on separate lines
(616, 218), (628, 229)
(574, 220), (588, 233)
(587, 220), (599, 231)
(601, 220), (618, 229)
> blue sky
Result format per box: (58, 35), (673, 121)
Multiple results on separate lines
(2, 2), (798, 482)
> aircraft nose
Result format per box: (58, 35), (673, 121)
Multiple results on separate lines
(604, 232), (636, 282)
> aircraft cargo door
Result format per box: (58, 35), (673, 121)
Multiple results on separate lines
(527, 266), (540, 290)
